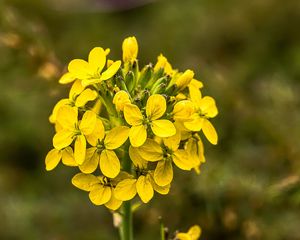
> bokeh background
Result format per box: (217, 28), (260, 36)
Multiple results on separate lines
(1, 0), (300, 239)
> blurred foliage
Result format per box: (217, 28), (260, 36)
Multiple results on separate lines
(1, 0), (300, 239)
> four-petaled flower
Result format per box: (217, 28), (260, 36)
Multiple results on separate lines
(67, 47), (121, 87)
(53, 105), (96, 164)
(124, 94), (176, 147)
(80, 118), (129, 178)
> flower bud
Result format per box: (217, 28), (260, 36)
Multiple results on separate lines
(122, 36), (138, 63)
(176, 69), (194, 90)
(154, 54), (173, 76)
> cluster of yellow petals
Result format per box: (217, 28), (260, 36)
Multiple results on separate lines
(45, 36), (218, 210)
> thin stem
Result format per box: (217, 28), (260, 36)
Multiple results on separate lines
(120, 143), (133, 240)
(159, 217), (165, 240)
(121, 201), (133, 240)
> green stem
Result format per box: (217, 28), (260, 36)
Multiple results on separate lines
(121, 201), (133, 240)
(159, 217), (165, 240)
(120, 144), (133, 240)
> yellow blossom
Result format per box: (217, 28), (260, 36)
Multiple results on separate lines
(113, 90), (131, 111)
(49, 80), (98, 124)
(154, 54), (174, 76)
(122, 36), (138, 63)
(185, 135), (205, 174)
(68, 47), (121, 87)
(137, 132), (194, 186)
(184, 87), (218, 145)
(79, 119), (129, 178)
(176, 225), (202, 240)
(52, 105), (97, 164)
(72, 173), (123, 210)
(45, 147), (77, 171)
(123, 94), (176, 147)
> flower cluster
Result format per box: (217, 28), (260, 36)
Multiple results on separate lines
(45, 36), (218, 210)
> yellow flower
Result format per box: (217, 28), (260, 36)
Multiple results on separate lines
(185, 135), (205, 174)
(45, 147), (77, 171)
(184, 87), (218, 145)
(68, 47), (121, 87)
(173, 100), (195, 122)
(72, 173), (123, 210)
(79, 119), (129, 178)
(113, 90), (131, 111)
(113, 146), (170, 203)
(122, 36), (138, 63)
(137, 132), (194, 186)
(176, 225), (202, 240)
(114, 173), (170, 204)
(175, 69), (194, 90)
(123, 94), (176, 147)
(52, 105), (97, 164)
(154, 54), (174, 76)
(49, 80), (98, 124)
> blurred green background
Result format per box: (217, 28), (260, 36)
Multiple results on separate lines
(1, 0), (300, 239)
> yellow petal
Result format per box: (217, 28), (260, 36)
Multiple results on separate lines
(79, 110), (97, 135)
(53, 130), (74, 150)
(173, 150), (192, 170)
(137, 138), (163, 161)
(151, 119), (176, 138)
(184, 115), (204, 132)
(74, 135), (86, 165)
(45, 149), (62, 171)
(104, 126), (129, 150)
(100, 60), (121, 80)
(86, 118), (105, 146)
(187, 225), (202, 240)
(100, 150), (120, 178)
(146, 94), (166, 120)
(173, 100), (194, 121)
(105, 190), (123, 210)
(56, 105), (78, 130)
(129, 125), (147, 147)
(152, 180), (170, 195)
(185, 138), (201, 168)
(136, 175), (154, 203)
(61, 146), (78, 166)
(113, 90), (131, 111)
(154, 160), (173, 186)
(71, 173), (99, 191)
(202, 119), (218, 145)
(189, 79), (203, 89)
(79, 147), (99, 173)
(69, 79), (85, 100)
(68, 59), (92, 79)
(114, 179), (137, 201)
(189, 85), (202, 107)
(89, 184), (111, 205)
(91, 99), (102, 114)
(49, 99), (69, 124)
(124, 104), (143, 126)
(129, 146), (148, 168)
(199, 96), (218, 118)
(88, 47), (106, 73)
(163, 130), (181, 151)
(59, 72), (76, 84)
(176, 233), (191, 240)
(75, 89), (98, 108)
